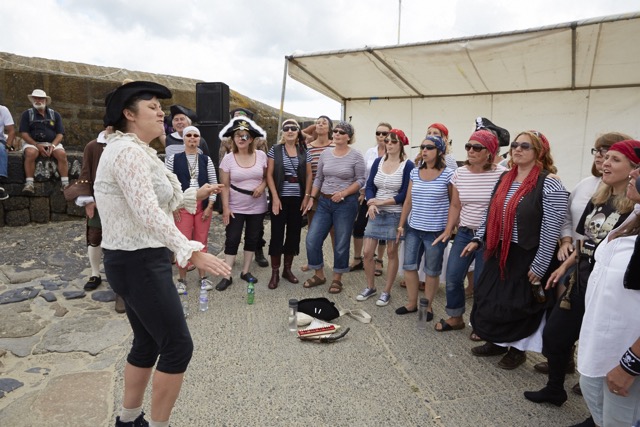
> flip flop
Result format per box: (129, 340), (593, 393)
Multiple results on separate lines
(303, 275), (326, 288)
(328, 280), (343, 294)
(435, 318), (465, 332)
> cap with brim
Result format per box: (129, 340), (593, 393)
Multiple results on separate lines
(170, 104), (198, 123)
(219, 117), (266, 139)
(475, 117), (510, 147)
(104, 81), (172, 127)
(28, 89), (51, 104)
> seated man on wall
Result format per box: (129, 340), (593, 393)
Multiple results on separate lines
(19, 89), (69, 193)
(0, 103), (16, 200)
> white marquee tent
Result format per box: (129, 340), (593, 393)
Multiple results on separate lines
(284, 12), (640, 188)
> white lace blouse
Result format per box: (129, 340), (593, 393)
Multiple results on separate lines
(94, 131), (201, 267)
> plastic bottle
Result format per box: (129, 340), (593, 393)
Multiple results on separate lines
(181, 291), (189, 318)
(417, 297), (429, 330)
(288, 299), (298, 332)
(247, 282), (255, 305)
(199, 287), (209, 312)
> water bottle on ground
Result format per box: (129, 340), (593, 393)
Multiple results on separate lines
(181, 292), (189, 318)
(417, 298), (429, 330)
(288, 299), (298, 332)
(199, 287), (209, 312)
(247, 282), (255, 305)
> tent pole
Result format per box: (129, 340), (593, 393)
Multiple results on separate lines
(278, 57), (290, 142)
(397, 0), (402, 44)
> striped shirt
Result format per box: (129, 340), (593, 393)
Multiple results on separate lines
(372, 159), (408, 214)
(267, 146), (312, 197)
(165, 153), (218, 204)
(307, 142), (335, 179)
(476, 176), (568, 278)
(452, 165), (507, 229)
(408, 167), (454, 231)
(313, 148), (365, 195)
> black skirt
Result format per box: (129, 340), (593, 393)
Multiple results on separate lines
(470, 244), (554, 343)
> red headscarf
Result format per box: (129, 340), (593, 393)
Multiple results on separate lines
(389, 128), (409, 145)
(485, 130), (550, 277)
(609, 140), (640, 164)
(428, 123), (448, 138)
(469, 130), (498, 156)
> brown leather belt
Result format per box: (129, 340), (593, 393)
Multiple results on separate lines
(320, 193), (334, 199)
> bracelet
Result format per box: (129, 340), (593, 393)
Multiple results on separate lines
(397, 226), (404, 231)
(620, 348), (640, 376)
(309, 194), (316, 200)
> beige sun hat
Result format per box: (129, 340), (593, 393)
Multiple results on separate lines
(27, 89), (51, 104)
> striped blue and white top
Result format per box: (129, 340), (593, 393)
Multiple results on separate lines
(408, 167), (454, 232)
(476, 176), (568, 278)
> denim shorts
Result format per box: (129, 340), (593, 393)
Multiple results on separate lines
(364, 211), (401, 241)
(403, 225), (446, 276)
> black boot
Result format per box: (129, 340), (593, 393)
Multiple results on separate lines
(282, 254), (299, 284)
(269, 255), (281, 289)
(524, 353), (569, 406)
(254, 248), (269, 267)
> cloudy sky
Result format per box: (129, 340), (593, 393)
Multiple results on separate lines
(2, 0), (638, 118)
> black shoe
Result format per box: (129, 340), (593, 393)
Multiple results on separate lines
(215, 277), (233, 291)
(569, 416), (595, 427)
(533, 359), (576, 374)
(395, 306), (418, 315)
(471, 342), (508, 357)
(83, 276), (102, 291)
(523, 386), (568, 406)
(254, 249), (269, 267)
(240, 272), (258, 283)
(115, 412), (149, 426)
(498, 348), (527, 370)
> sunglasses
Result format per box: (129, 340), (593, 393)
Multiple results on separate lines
(282, 125), (298, 132)
(510, 141), (533, 150)
(384, 138), (398, 144)
(184, 133), (199, 138)
(376, 131), (389, 136)
(333, 129), (347, 135)
(465, 143), (487, 152)
(420, 144), (437, 151)
(591, 147), (609, 156)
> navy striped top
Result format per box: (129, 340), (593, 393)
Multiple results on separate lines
(408, 167), (454, 232)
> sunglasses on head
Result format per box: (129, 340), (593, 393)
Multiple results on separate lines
(465, 143), (487, 152)
(333, 129), (347, 135)
(376, 131), (389, 136)
(282, 125), (298, 132)
(184, 133), (199, 138)
(591, 147), (609, 156)
(384, 138), (398, 144)
(510, 141), (533, 150)
(420, 144), (437, 151)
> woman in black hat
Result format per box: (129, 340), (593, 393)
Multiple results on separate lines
(215, 116), (269, 290)
(95, 81), (229, 427)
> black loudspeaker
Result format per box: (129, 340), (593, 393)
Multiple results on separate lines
(196, 82), (230, 124)
(198, 122), (225, 213)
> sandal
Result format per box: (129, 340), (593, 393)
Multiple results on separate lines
(374, 258), (383, 276)
(469, 330), (483, 342)
(303, 275), (327, 288)
(349, 256), (364, 272)
(328, 280), (343, 294)
(435, 318), (465, 332)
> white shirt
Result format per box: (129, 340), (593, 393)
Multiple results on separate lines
(0, 105), (14, 140)
(561, 176), (602, 240)
(94, 131), (201, 267)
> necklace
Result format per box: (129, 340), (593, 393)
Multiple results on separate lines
(187, 153), (198, 186)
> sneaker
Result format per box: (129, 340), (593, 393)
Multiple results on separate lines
(22, 182), (35, 194)
(0, 187), (8, 201)
(200, 277), (213, 291)
(356, 287), (377, 301)
(176, 279), (187, 295)
(376, 292), (390, 306)
(83, 276), (102, 291)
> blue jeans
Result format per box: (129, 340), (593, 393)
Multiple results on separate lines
(444, 227), (485, 317)
(0, 141), (7, 178)
(306, 194), (359, 273)
(403, 225), (446, 276)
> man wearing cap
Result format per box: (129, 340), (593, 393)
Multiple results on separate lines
(19, 89), (69, 193)
(162, 104), (209, 158)
(0, 103), (16, 200)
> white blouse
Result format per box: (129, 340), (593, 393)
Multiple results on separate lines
(94, 131), (201, 268)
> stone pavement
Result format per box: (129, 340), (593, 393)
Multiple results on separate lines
(0, 217), (591, 426)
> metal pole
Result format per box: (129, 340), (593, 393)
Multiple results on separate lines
(397, 0), (402, 44)
(277, 57), (289, 142)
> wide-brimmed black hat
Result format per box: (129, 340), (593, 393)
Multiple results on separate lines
(475, 117), (510, 147)
(170, 104), (198, 123)
(219, 117), (266, 139)
(229, 107), (255, 120)
(104, 81), (172, 126)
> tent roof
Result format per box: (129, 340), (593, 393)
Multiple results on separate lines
(287, 12), (640, 103)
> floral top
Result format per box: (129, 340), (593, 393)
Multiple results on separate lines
(94, 131), (201, 267)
